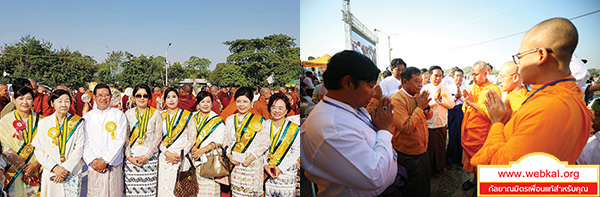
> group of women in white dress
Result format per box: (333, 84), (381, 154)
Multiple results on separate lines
(0, 84), (300, 197)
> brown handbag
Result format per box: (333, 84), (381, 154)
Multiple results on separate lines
(173, 150), (199, 197)
(199, 145), (231, 178)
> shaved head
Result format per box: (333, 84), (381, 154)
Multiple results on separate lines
(499, 61), (522, 92)
(472, 61), (489, 85)
(524, 18), (578, 63)
(500, 61), (518, 75)
(519, 18), (578, 84)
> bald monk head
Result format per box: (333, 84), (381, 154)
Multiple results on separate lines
(472, 61), (489, 86)
(517, 17), (578, 85)
(259, 87), (272, 99)
(498, 61), (523, 93)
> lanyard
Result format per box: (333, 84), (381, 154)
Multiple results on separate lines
(270, 120), (287, 153)
(322, 99), (377, 132)
(522, 78), (576, 105)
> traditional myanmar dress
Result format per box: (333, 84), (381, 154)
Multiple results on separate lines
(124, 107), (162, 196)
(192, 111), (226, 197)
(225, 112), (268, 197)
(157, 109), (196, 196)
(0, 111), (43, 196)
(263, 119), (300, 197)
(31, 113), (85, 197)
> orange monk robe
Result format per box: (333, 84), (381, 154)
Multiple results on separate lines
(471, 75), (591, 166)
(220, 101), (262, 121)
(505, 88), (527, 111)
(461, 81), (500, 173)
(42, 96), (76, 116)
(253, 96), (271, 119)
(149, 93), (162, 108)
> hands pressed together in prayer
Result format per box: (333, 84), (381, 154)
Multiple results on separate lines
(127, 156), (149, 167)
(369, 85), (393, 132)
(462, 89), (478, 110)
(434, 88), (442, 102)
(484, 90), (512, 124)
(264, 165), (282, 178)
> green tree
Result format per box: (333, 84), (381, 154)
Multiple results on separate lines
(220, 34), (300, 88)
(115, 55), (165, 89)
(96, 51), (126, 86)
(45, 48), (97, 88)
(184, 56), (211, 70)
(0, 35), (55, 83)
(0, 35), (97, 88)
(167, 61), (186, 86)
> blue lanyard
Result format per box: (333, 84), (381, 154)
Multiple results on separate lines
(322, 99), (378, 132)
(522, 78), (576, 105)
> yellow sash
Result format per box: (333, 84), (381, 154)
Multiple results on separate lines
(267, 120), (299, 166)
(194, 113), (224, 148)
(232, 113), (264, 153)
(4, 111), (43, 189)
(129, 107), (157, 147)
(161, 109), (192, 148)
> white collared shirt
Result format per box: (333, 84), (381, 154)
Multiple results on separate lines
(82, 106), (128, 166)
(446, 83), (468, 106)
(422, 83), (455, 128)
(380, 76), (402, 98)
(300, 96), (397, 197)
(577, 132), (600, 164)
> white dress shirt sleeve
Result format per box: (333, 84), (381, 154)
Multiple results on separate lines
(303, 121), (397, 191)
(82, 113), (99, 165)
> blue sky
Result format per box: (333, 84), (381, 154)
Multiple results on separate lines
(0, 1), (299, 70)
(301, 0), (600, 70)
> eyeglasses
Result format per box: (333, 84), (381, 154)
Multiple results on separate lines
(135, 94), (149, 99)
(512, 48), (552, 65)
(498, 72), (518, 81)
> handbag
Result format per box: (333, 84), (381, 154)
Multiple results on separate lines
(173, 150), (199, 197)
(199, 145), (231, 178)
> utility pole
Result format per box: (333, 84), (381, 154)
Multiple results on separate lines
(165, 43), (171, 86)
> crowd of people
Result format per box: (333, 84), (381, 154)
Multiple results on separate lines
(0, 78), (301, 196)
(300, 17), (598, 197)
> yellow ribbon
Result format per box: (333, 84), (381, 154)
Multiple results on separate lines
(48, 127), (60, 146)
(106, 121), (117, 139)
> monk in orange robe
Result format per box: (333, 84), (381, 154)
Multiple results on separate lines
(220, 88), (262, 121)
(472, 18), (591, 167)
(460, 61), (501, 190)
(498, 61), (527, 111)
(253, 87), (272, 119)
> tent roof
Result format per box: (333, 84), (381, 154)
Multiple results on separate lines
(301, 54), (331, 68)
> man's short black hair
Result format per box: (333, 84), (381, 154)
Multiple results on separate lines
(401, 67), (422, 82)
(323, 50), (380, 90)
(428, 65), (444, 75)
(390, 58), (406, 69)
(305, 71), (313, 76)
(452, 68), (464, 76)
(93, 83), (111, 95)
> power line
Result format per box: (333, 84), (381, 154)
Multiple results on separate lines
(412, 9), (600, 56)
